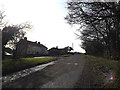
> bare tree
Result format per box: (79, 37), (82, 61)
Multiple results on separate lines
(65, 1), (120, 59)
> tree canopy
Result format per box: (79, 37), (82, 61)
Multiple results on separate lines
(1, 10), (32, 59)
(65, 1), (120, 59)
(2, 23), (31, 49)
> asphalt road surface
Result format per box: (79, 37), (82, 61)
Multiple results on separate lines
(3, 54), (87, 88)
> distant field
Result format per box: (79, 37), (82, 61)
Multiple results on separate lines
(2, 57), (56, 76)
(85, 55), (120, 88)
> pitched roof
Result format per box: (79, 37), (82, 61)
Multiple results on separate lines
(18, 39), (47, 49)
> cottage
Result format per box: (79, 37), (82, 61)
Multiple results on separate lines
(15, 38), (48, 58)
(48, 46), (73, 56)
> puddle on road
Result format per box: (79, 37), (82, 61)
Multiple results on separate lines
(67, 63), (78, 65)
(67, 63), (71, 64)
(1, 61), (55, 84)
(74, 63), (78, 66)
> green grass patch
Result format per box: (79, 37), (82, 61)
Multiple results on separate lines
(85, 55), (120, 88)
(2, 57), (56, 75)
(61, 54), (72, 57)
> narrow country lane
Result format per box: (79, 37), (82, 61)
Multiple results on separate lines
(3, 54), (86, 88)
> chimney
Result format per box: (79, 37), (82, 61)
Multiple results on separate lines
(38, 42), (40, 44)
(24, 37), (27, 40)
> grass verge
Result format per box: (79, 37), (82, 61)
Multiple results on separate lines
(2, 57), (56, 76)
(85, 55), (120, 88)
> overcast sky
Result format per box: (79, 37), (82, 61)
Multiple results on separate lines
(0, 0), (85, 53)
